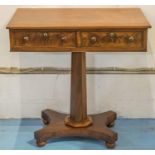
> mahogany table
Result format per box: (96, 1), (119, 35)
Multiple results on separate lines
(7, 8), (151, 148)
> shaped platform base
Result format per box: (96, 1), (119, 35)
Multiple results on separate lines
(34, 109), (118, 148)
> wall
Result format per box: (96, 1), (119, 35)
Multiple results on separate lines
(0, 5), (155, 118)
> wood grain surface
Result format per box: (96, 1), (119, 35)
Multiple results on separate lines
(7, 8), (151, 29)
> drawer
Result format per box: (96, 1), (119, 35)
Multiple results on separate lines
(80, 31), (146, 51)
(9, 30), (147, 52)
(10, 30), (77, 51)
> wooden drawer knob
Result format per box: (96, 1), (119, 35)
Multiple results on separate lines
(128, 36), (135, 42)
(109, 32), (115, 37)
(43, 32), (48, 37)
(90, 36), (97, 43)
(61, 36), (67, 41)
(23, 36), (29, 41)
(108, 32), (117, 42)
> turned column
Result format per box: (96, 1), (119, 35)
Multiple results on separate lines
(64, 52), (92, 127)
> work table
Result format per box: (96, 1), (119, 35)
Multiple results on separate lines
(7, 8), (151, 148)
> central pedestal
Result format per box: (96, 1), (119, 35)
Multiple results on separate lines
(34, 52), (118, 148)
(65, 52), (92, 128)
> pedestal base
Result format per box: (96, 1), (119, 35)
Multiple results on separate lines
(34, 109), (117, 148)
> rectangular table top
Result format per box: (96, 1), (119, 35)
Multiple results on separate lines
(7, 8), (151, 30)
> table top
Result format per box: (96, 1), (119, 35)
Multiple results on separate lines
(7, 8), (151, 30)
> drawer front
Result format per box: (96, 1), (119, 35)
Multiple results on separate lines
(9, 30), (147, 52)
(80, 31), (146, 51)
(10, 30), (77, 51)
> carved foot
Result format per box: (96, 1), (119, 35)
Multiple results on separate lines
(42, 119), (49, 125)
(105, 141), (116, 148)
(107, 121), (115, 127)
(36, 140), (47, 147)
(103, 111), (116, 128)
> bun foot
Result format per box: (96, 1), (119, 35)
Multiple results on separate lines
(36, 140), (47, 147)
(42, 119), (49, 125)
(107, 122), (115, 127)
(105, 142), (116, 148)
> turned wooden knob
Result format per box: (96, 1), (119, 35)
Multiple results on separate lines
(23, 36), (29, 41)
(43, 32), (48, 37)
(128, 36), (135, 42)
(109, 32), (115, 37)
(108, 32), (117, 41)
(90, 36), (97, 43)
(61, 36), (67, 41)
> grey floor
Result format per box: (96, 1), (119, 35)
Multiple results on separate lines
(0, 118), (155, 150)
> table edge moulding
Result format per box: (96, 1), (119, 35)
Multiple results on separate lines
(6, 8), (151, 148)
